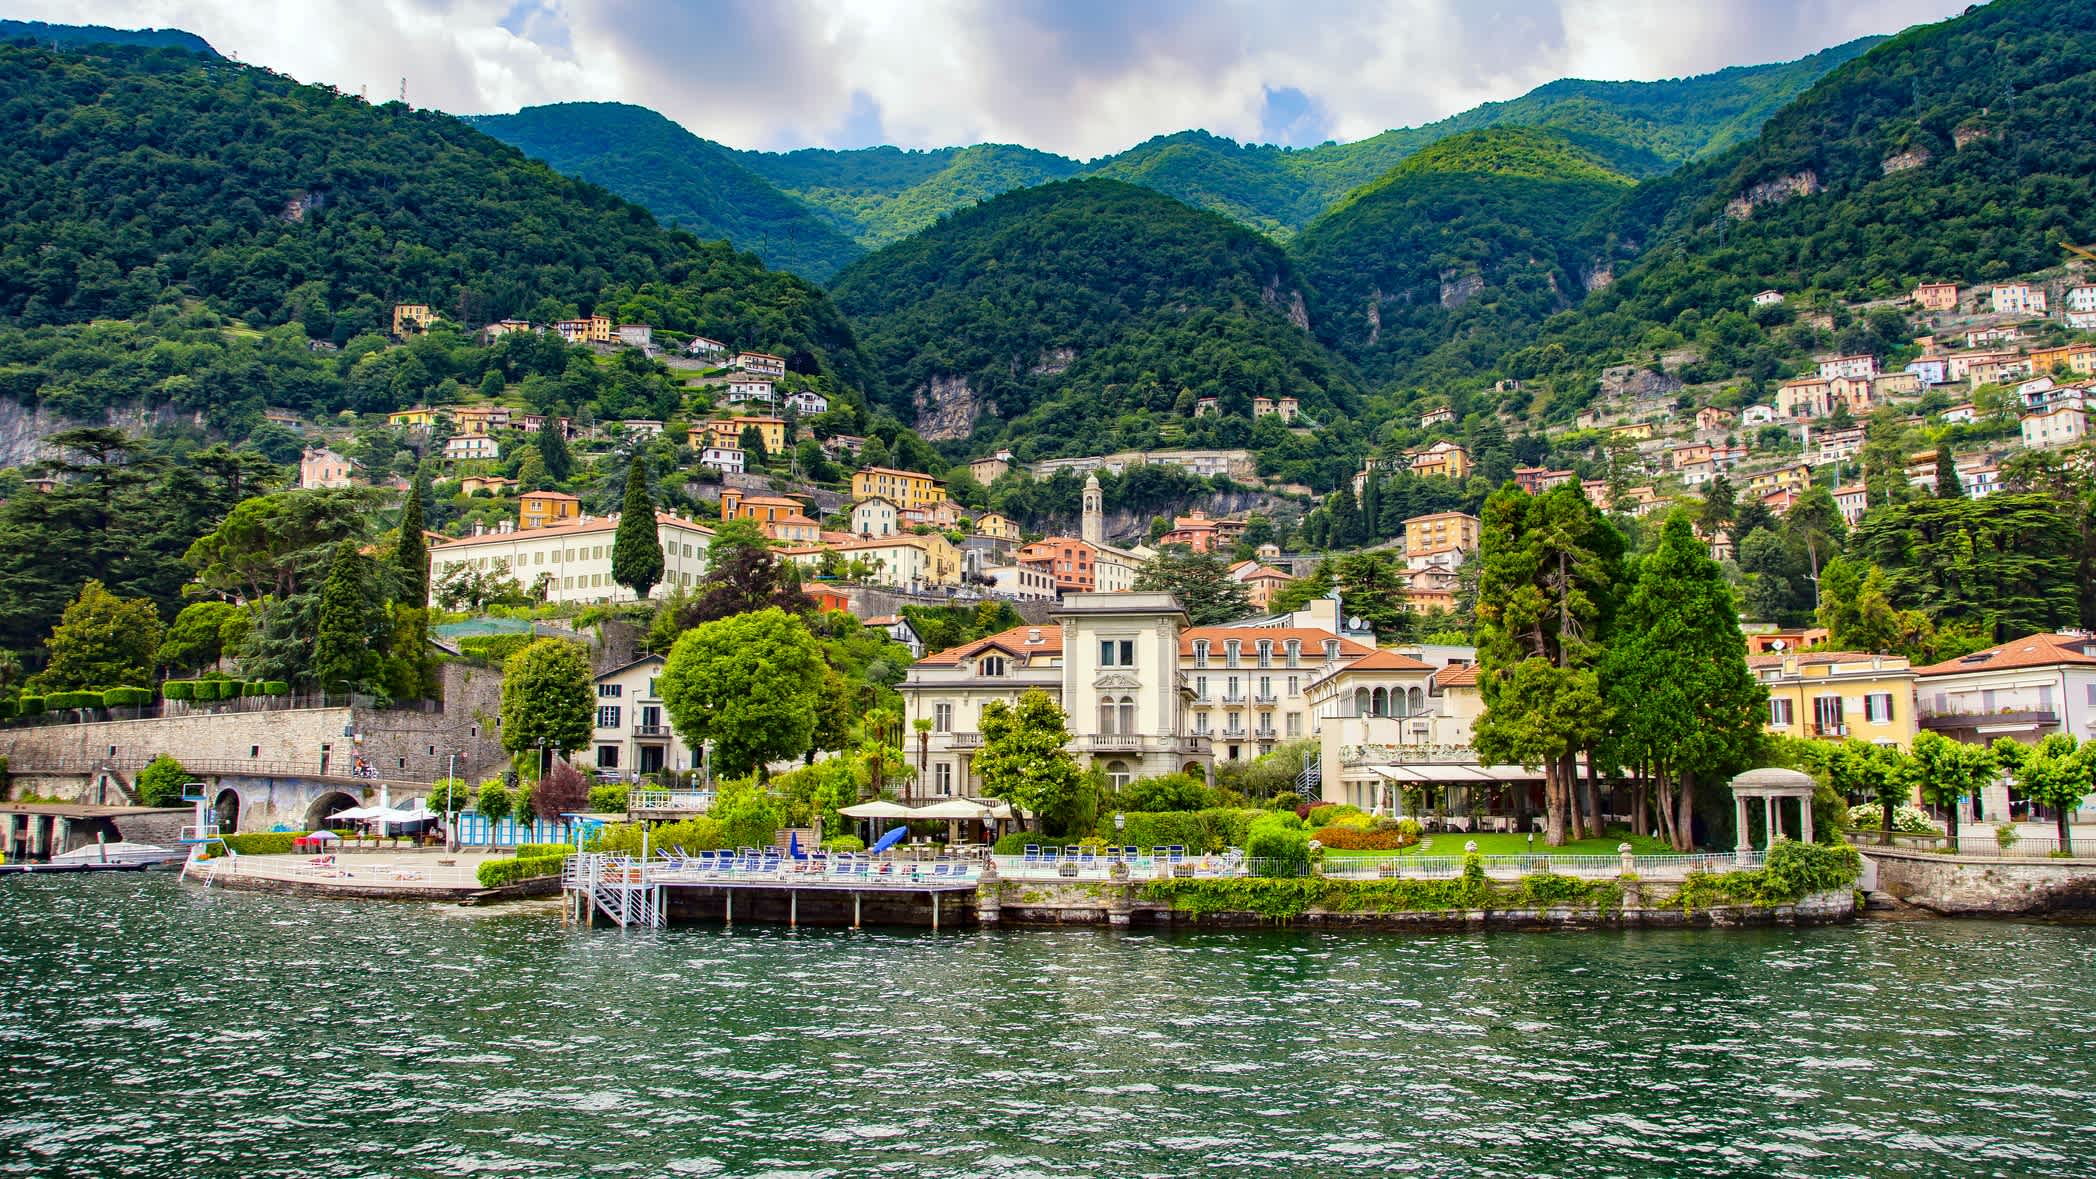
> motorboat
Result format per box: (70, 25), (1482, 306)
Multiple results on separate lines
(49, 841), (184, 868)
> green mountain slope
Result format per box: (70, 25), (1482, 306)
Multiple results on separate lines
(1291, 127), (1635, 380)
(1082, 131), (1322, 239)
(0, 19), (216, 56)
(1496, 0), (2096, 404)
(828, 179), (1358, 456)
(737, 143), (1082, 249)
(0, 42), (875, 392)
(465, 103), (864, 280)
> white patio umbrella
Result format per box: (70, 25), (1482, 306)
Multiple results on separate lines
(840, 801), (917, 818)
(911, 799), (995, 820)
(327, 805), (381, 822)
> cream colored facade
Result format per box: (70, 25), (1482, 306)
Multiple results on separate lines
(590, 655), (698, 777)
(799, 533), (963, 590)
(428, 513), (715, 606)
(1312, 660), (1484, 811)
(1748, 653), (1917, 749)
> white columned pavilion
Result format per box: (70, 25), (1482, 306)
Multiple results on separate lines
(1727, 767), (1818, 865)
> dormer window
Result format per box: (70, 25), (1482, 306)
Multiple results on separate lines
(1284, 640), (1300, 667)
(978, 655), (1007, 677)
(1224, 639), (1241, 667)
(1256, 640), (1273, 668)
(1192, 640), (1209, 667)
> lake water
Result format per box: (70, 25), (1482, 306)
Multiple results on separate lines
(2, 874), (2093, 1177)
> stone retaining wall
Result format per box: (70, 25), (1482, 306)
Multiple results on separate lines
(1865, 848), (2096, 916)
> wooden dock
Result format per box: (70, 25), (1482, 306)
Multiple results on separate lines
(562, 853), (983, 930)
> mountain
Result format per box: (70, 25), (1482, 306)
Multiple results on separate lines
(735, 143), (1083, 249)
(828, 179), (1358, 462)
(1290, 127), (1636, 381)
(1492, 0), (2096, 409)
(465, 103), (864, 280)
(0, 19), (216, 56)
(0, 41), (875, 394)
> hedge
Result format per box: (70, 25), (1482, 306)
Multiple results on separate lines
(476, 851), (571, 888)
(992, 832), (1086, 855)
(1309, 825), (1406, 850)
(459, 634), (536, 666)
(16, 695), (42, 715)
(263, 680), (290, 696)
(1246, 812), (1311, 877)
(586, 784), (630, 814)
(515, 842), (575, 859)
(45, 690), (100, 710)
(102, 686), (153, 708)
(0, 700), (12, 720)
(217, 832), (305, 856)
(161, 681), (195, 701)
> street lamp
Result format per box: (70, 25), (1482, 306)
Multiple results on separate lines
(1113, 812), (1126, 840)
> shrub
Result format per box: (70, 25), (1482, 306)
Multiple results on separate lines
(1309, 825), (1405, 850)
(243, 681), (265, 697)
(514, 842), (574, 859)
(475, 779), (513, 824)
(45, 691), (99, 710)
(1246, 811), (1311, 877)
(993, 831), (1084, 855)
(15, 695), (42, 715)
(161, 680), (195, 701)
(134, 754), (191, 807)
(1395, 818), (1423, 847)
(459, 634), (536, 666)
(586, 817), (726, 855)
(220, 831), (303, 855)
(822, 835), (866, 853)
(102, 686), (152, 709)
(263, 680), (290, 696)
(586, 784), (631, 814)
(476, 851), (571, 888)
(1115, 772), (1213, 813)
(1846, 803), (1938, 834)
(1269, 791), (1301, 811)
(0, 700), (13, 720)
(1306, 804), (1361, 828)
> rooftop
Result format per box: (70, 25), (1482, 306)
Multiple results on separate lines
(1914, 632), (2096, 677)
(918, 624), (1065, 666)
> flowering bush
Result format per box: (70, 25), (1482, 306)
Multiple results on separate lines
(1847, 803), (1938, 834)
(1308, 825), (1405, 850)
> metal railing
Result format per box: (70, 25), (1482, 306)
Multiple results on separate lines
(7, 755), (442, 785)
(630, 724), (672, 737)
(631, 790), (714, 813)
(198, 851), (487, 888)
(1851, 832), (2096, 860)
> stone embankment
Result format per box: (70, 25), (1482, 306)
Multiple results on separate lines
(1864, 847), (2096, 916)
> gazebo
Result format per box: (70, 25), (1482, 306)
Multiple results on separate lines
(1728, 767), (1817, 864)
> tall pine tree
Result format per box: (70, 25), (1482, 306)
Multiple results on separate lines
(611, 452), (663, 600)
(537, 413), (573, 483)
(312, 541), (375, 694)
(396, 467), (428, 606)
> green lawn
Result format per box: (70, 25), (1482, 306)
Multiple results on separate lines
(1324, 830), (1677, 858)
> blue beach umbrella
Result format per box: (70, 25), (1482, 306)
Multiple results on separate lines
(869, 825), (908, 855)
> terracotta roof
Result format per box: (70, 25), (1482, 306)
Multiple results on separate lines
(918, 624), (1064, 666)
(1914, 632), (2096, 676)
(1434, 662), (1479, 687)
(521, 490), (579, 502)
(1178, 627), (1373, 657)
(862, 615), (902, 627)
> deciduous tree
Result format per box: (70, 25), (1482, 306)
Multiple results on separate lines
(1906, 731), (1994, 853)
(30, 580), (163, 692)
(976, 690), (1087, 835)
(499, 638), (594, 767)
(659, 608), (826, 780)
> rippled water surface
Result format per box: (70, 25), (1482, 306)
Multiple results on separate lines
(4, 876), (2095, 1177)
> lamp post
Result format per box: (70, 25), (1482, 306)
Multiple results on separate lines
(1114, 812), (1126, 844)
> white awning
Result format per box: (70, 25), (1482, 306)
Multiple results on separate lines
(840, 801), (916, 818)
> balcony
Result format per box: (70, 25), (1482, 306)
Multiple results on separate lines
(1253, 692), (1278, 705)
(1812, 722), (1849, 738)
(1222, 693), (1247, 705)
(1087, 734), (1145, 751)
(631, 724), (671, 738)
(1221, 727), (1248, 740)
(1254, 727), (1278, 741)
(1919, 707), (2059, 732)
(1174, 735), (1213, 756)
(948, 732), (984, 749)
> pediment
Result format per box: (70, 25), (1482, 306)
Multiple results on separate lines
(1093, 672), (1143, 690)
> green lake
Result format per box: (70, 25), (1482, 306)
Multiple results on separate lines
(2, 874), (2092, 1177)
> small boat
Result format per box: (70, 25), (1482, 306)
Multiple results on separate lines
(49, 841), (184, 868)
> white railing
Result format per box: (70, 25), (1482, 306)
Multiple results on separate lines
(630, 790), (714, 813)
(986, 850), (1762, 882)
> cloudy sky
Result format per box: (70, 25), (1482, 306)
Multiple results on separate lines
(28, 1), (1973, 158)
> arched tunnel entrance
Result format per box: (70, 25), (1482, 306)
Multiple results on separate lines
(212, 788), (241, 835)
(304, 791), (361, 832)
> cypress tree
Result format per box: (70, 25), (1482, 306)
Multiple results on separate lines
(537, 413), (573, 482)
(1934, 447), (1962, 499)
(312, 541), (372, 694)
(396, 468), (429, 605)
(611, 452), (663, 600)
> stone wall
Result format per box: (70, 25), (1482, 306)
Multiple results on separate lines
(1865, 848), (2096, 915)
(0, 661), (508, 790)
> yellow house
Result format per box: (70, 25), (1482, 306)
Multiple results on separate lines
(1747, 652), (1917, 750)
(387, 406), (438, 428)
(1609, 421), (1655, 442)
(1744, 463), (1814, 497)
(816, 533), (963, 589)
(699, 416), (788, 455)
(851, 466), (948, 510)
(1402, 511), (1479, 563)
(973, 512), (1022, 542)
(1404, 441), (1472, 481)
(392, 303), (435, 336)
(519, 490), (580, 531)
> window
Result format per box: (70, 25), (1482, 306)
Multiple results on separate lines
(1105, 760), (1132, 789)
(1119, 696), (1136, 735)
(1288, 676), (1299, 697)
(1285, 640), (1301, 667)
(934, 763), (954, 796)
(1100, 639), (1135, 667)
(978, 655), (1007, 677)
(1195, 676), (1208, 700)
(934, 703), (953, 732)
(1812, 695), (1844, 735)
(597, 744), (620, 769)
(1195, 713), (1210, 734)
(1224, 640), (1241, 667)
(1257, 640), (1272, 668)
(598, 684), (622, 698)
(1770, 698), (1793, 727)
(597, 705), (621, 729)
(1286, 713), (1302, 738)
(1193, 640), (1209, 667)
(1864, 693), (1895, 724)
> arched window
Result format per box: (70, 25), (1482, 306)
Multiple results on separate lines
(1392, 688), (1408, 718)
(1106, 760), (1132, 789)
(1372, 687), (1389, 717)
(1118, 696), (1137, 735)
(1099, 698), (1119, 735)
(1192, 640), (1210, 667)
(1354, 687), (1371, 717)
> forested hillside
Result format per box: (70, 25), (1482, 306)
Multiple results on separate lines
(0, 19), (215, 55)
(1492, 0), (2096, 411)
(0, 42), (880, 415)
(829, 179), (1359, 470)
(737, 143), (1082, 249)
(1291, 128), (1634, 382)
(465, 103), (865, 280)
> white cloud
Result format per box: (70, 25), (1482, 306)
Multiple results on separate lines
(33, 0), (1975, 157)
